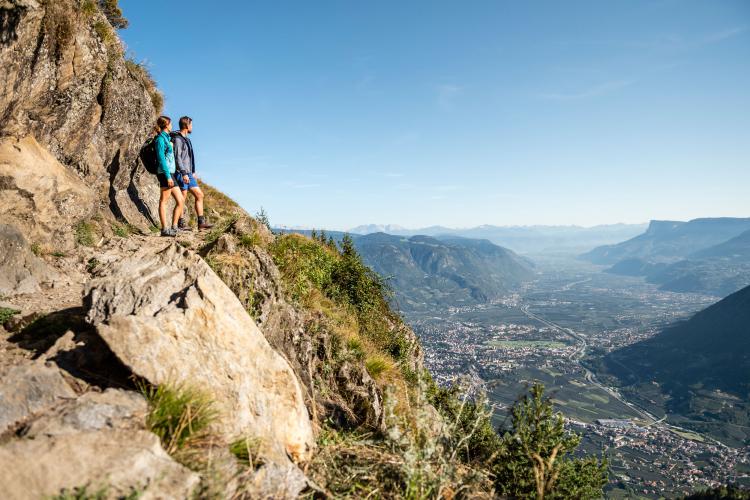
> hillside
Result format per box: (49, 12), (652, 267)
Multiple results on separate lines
(0, 2), (608, 498)
(601, 285), (750, 445)
(353, 232), (534, 312)
(582, 218), (750, 265)
(350, 223), (647, 254)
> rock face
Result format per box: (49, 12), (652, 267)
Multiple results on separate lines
(0, 136), (95, 248)
(0, 361), (76, 434)
(0, 429), (200, 500)
(0, 0), (160, 235)
(84, 241), (315, 464)
(0, 223), (60, 295)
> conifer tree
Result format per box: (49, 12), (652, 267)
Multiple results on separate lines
(99, 0), (128, 29)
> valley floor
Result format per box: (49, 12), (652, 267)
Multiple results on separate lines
(406, 255), (750, 498)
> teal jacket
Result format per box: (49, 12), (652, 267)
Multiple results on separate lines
(155, 131), (175, 176)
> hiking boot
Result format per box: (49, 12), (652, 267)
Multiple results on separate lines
(160, 227), (177, 237)
(177, 217), (192, 231)
(197, 216), (214, 230)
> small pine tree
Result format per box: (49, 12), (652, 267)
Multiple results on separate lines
(493, 383), (608, 499)
(328, 236), (336, 250)
(255, 207), (272, 233)
(319, 229), (327, 245)
(310, 229), (318, 241)
(99, 0), (128, 29)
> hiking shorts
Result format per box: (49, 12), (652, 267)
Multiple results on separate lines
(176, 171), (199, 191)
(157, 172), (179, 189)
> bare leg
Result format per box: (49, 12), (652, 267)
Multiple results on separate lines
(171, 187), (184, 227)
(159, 188), (172, 229)
(181, 190), (189, 222)
(189, 186), (205, 216)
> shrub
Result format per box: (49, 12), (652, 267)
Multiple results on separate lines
(75, 221), (95, 247)
(141, 383), (216, 455)
(0, 307), (20, 325)
(98, 0), (128, 29)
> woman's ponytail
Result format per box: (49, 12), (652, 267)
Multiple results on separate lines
(153, 115), (171, 135)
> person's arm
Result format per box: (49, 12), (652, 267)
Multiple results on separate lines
(155, 134), (171, 177)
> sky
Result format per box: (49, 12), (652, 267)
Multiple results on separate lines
(119, 0), (750, 230)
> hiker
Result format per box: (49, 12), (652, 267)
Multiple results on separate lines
(172, 116), (213, 230)
(154, 115), (185, 237)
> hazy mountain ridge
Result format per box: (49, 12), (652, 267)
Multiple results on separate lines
(353, 232), (535, 312)
(582, 218), (750, 265)
(584, 218), (750, 296)
(348, 223), (648, 254)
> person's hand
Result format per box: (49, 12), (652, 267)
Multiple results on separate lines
(183, 175), (190, 184)
(167, 178), (174, 188)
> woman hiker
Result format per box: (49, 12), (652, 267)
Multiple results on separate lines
(154, 115), (185, 237)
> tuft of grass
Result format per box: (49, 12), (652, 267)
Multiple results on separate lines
(140, 383), (217, 455)
(51, 251), (67, 258)
(229, 437), (264, 469)
(365, 355), (391, 379)
(0, 307), (20, 325)
(346, 338), (366, 361)
(238, 232), (261, 249)
(74, 221), (96, 247)
(124, 58), (162, 113)
(80, 0), (98, 17)
(30, 243), (42, 257)
(111, 222), (137, 238)
(49, 485), (141, 500)
(93, 20), (114, 45)
(202, 215), (239, 247)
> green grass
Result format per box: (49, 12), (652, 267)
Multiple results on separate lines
(365, 356), (390, 379)
(112, 222), (137, 238)
(0, 307), (20, 324)
(202, 215), (239, 247)
(229, 437), (264, 468)
(140, 383), (216, 455)
(75, 221), (96, 247)
(93, 21), (115, 45)
(30, 243), (42, 256)
(238, 232), (261, 248)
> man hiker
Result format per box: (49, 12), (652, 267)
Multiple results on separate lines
(173, 116), (213, 230)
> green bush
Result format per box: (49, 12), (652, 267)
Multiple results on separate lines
(270, 234), (338, 302)
(141, 383), (216, 455)
(0, 307), (20, 325)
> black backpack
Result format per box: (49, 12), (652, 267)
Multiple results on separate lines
(139, 136), (169, 175)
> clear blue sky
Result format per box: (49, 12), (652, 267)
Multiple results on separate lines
(119, 0), (749, 230)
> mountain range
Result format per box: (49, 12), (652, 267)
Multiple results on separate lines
(582, 218), (750, 296)
(354, 233), (534, 312)
(348, 223), (647, 255)
(600, 284), (750, 445)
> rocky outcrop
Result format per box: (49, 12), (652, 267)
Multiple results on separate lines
(0, 429), (199, 499)
(0, 0), (159, 235)
(84, 240), (315, 465)
(0, 136), (95, 248)
(0, 362), (76, 434)
(0, 223), (60, 295)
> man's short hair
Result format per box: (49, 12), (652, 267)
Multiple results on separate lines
(179, 116), (192, 130)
